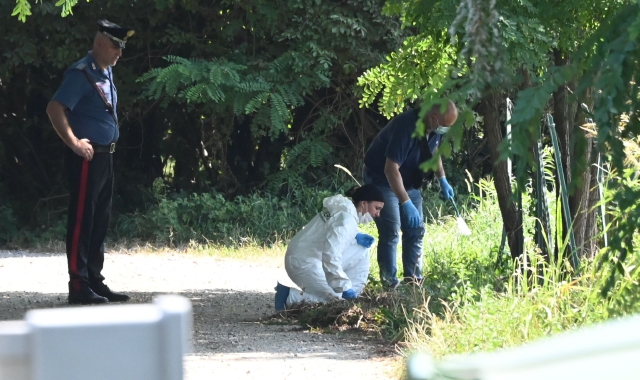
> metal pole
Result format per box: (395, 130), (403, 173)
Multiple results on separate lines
(506, 98), (513, 179)
(496, 98), (514, 267)
(597, 153), (608, 247)
(535, 122), (554, 257)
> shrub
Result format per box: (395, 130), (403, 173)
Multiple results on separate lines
(113, 179), (340, 247)
(0, 206), (17, 244)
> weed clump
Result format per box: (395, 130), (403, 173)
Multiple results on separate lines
(270, 286), (426, 340)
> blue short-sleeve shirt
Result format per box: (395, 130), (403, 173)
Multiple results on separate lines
(364, 108), (442, 188)
(52, 52), (119, 145)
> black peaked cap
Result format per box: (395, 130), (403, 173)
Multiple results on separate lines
(97, 19), (135, 49)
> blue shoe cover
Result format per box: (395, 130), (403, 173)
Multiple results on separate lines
(274, 282), (290, 311)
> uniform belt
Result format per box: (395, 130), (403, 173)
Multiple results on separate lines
(91, 143), (116, 153)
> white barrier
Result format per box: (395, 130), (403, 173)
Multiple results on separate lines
(0, 295), (192, 380)
(407, 314), (640, 380)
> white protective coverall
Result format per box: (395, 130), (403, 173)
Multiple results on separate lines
(285, 194), (370, 306)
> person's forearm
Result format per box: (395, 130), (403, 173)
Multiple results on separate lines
(384, 159), (410, 204)
(46, 101), (80, 149)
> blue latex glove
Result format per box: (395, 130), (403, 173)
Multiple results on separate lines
(401, 200), (421, 228)
(438, 176), (455, 200)
(355, 233), (375, 248)
(342, 289), (357, 300)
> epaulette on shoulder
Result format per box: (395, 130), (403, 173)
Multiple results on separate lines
(71, 62), (88, 71)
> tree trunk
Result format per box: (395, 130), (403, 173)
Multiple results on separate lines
(552, 50), (572, 186)
(584, 144), (602, 258)
(478, 90), (523, 258)
(569, 115), (593, 258)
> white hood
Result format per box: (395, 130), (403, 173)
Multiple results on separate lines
(322, 194), (358, 221)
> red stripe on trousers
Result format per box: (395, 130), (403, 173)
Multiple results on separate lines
(70, 159), (90, 276)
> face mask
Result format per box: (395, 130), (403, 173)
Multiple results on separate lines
(434, 125), (449, 135)
(432, 117), (450, 135)
(358, 212), (374, 224)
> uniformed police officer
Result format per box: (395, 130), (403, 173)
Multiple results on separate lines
(46, 20), (134, 305)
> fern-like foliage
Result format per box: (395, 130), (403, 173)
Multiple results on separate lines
(138, 56), (248, 107)
(266, 138), (333, 194)
(138, 49), (328, 139)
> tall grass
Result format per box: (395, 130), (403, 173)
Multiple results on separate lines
(403, 266), (609, 357)
(398, 177), (640, 363)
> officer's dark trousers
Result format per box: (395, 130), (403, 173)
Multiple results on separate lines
(65, 148), (113, 292)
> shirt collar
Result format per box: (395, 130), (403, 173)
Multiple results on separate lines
(86, 51), (109, 75)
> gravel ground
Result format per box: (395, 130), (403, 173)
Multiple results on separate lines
(0, 250), (399, 379)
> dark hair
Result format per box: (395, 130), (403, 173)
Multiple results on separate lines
(345, 184), (384, 203)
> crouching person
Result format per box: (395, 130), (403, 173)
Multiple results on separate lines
(275, 185), (385, 311)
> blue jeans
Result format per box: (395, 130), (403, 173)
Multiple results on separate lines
(365, 173), (425, 286)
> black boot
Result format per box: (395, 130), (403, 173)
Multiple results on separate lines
(68, 285), (109, 305)
(91, 282), (130, 302)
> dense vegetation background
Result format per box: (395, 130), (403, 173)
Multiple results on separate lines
(0, 0), (418, 237)
(2, 0), (639, 274)
(3, 0), (640, 372)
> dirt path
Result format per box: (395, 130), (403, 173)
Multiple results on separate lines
(0, 250), (398, 379)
